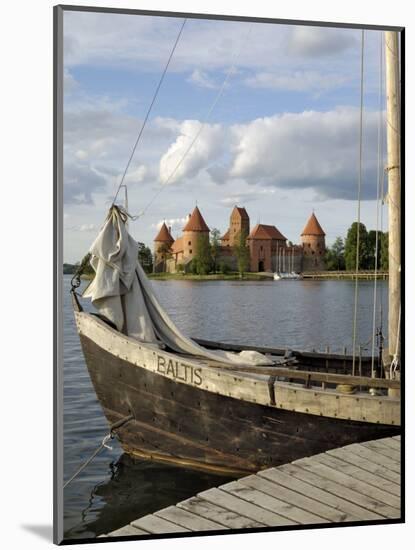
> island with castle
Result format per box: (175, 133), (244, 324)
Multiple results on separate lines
(153, 206), (326, 274)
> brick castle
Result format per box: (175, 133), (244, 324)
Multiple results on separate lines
(154, 206), (326, 273)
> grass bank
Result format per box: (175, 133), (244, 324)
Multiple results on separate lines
(148, 272), (271, 281)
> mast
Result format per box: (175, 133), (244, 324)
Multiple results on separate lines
(385, 31), (401, 366)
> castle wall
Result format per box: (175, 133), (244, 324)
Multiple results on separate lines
(183, 230), (209, 261)
(301, 235), (326, 271)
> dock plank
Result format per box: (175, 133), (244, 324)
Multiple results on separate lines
(293, 458), (401, 513)
(342, 443), (400, 473)
(260, 466), (382, 521)
(198, 487), (298, 526)
(313, 453), (400, 497)
(378, 438), (400, 450)
(239, 473), (357, 522)
(327, 447), (400, 484)
(108, 525), (149, 537)
(220, 480), (328, 524)
(155, 505), (226, 531)
(131, 514), (190, 534)
(177, 496), (265, 529)
(276, 464), (386, 519)
(361, 440), (401, 462)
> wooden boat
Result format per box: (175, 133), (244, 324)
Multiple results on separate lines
(72, 287), (400, 475)
(71, 30), (401, 476)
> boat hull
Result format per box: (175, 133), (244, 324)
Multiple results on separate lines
(80, 331), (400, 474)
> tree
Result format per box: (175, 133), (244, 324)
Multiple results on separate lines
(137, 242), (153, 273)
(344, 222), (371, 270)
(380, 232), (389, 271)
(210, 228), (221, 273)
(233, 229), (250, 278)
(193, 235), (212, 275)
(325, 237), (345, 271)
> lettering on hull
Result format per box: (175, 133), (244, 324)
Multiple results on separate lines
(157, 355), (202, 386)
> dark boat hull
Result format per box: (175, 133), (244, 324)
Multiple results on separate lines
(80, 333), (400, 474)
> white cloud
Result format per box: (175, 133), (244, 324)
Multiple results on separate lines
(159, 120), (227, 184)
(245, 70), (348, 94)
(286, 26), (357, 58)
(187, 69), (218, 89)
(152, 217), (189, 231)
(64, 68), (78, 93)
(228, 108), (380, 199)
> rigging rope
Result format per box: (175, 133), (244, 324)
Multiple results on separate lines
(352, 29), (365, 376)
(370, 33), (384, 377)
(112, 19), (187, 206)
(135, 24), (253, 220)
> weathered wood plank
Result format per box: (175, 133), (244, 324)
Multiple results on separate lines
(378, 437), (401, 450)
(238, 474), (353, 522)
(342, 443), (401, 473)
(108, 525), (149, 537)
(198, 487), (297, 526)
(177, 496), (265, 529)
(327, 447), (400, 484)
(131, 514), (190, 533)
(261, 466), (383, 520)
(155, 505), (226, 531)
(312, 453), (400, 497)
(361, 440), (401, 462)
(293, 458), (401, 512)
(220, 480), (328, 524)
(276, 464), (388, 519)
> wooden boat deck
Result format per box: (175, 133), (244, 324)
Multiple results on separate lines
(101, 435), (401, 538)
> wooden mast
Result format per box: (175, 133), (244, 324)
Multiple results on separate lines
(384, 31), (401, 366)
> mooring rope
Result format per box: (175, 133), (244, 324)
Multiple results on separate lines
(352, 29), (365, 376)
(112, 18), (187, 206)
(63, 414), (134, 489)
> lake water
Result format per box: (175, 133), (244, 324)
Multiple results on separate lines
(63, 274), (388, 539)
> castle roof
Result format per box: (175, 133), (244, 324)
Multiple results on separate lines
(248, 224), (286, 241)
(231, 206), (249, 219)
(221, 229), (230, 241)
(183, 206), (210, 232)
(301, 212), (326, 236)
(154, 222), (174, 243)
(171, 236), (184, 253)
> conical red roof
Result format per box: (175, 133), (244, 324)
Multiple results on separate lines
(301, 213), (325, 236)
(154, 222), (174, 243)
(183, 206), (210, 232)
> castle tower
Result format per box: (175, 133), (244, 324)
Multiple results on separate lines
(153, 222), (174, 272)
(182, 206), (210, 261)
(300, 212), (326, 271)
(229, 206), (250, 246)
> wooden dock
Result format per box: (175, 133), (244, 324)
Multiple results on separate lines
(101, 436), (401, 538)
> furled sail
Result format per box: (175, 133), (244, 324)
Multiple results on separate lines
(83, 206), (274, 366)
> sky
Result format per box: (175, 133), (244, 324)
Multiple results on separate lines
(63, 11), (389, 263)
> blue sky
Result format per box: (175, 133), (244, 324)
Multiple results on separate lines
(63, 12), (388, 263)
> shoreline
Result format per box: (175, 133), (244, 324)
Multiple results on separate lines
(77, 271), (389, 282)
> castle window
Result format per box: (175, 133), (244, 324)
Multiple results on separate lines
(188, 241), (191, 246)
(308, 243), (311, 248)
(311, 251), (315, 255)
(189, 249), (192, 254)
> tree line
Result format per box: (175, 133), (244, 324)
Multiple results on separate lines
(157, 228), (250, 277)
(325, 222), (389, 271)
